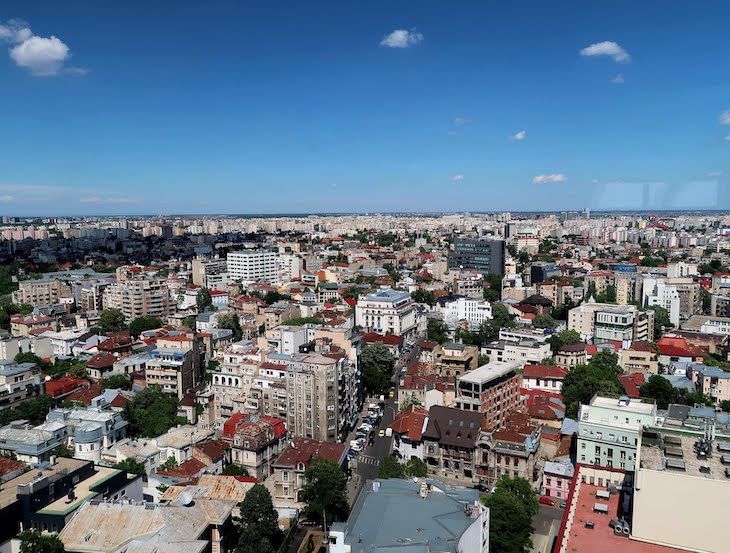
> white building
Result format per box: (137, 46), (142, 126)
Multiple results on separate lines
(439, 297), (492, 331)
(355, 289), (417, 336)
(642, 277), (681, 327)
(227, 250), (279, 284)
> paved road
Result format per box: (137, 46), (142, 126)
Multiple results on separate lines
(348, 340), (422, 501)
(531, 504), (564, 553)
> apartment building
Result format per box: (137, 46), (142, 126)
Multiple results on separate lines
(521, 364), (568, 393)
(643, 277), (702, 327)
(227, 249), (279, 284)
(453, 361), (522, 431)
(618, 342), (659, 374)
(577, 394), (657, 470)
(191, 257), (228, 287)
(568, 300), (654, 343)
(541, 461), (574, 500)
(439, 297), (492, 331)
(687, 363), (730, 407)
(482, 338), (550, 366)
(102, 277), (173, 321)
(355, 289), (417, 336)
(12, 278), (72, 307)
(453, 271), (485, 299)
(210, 341), (265, 421)
(285, 352), (340, 441)
(487, 412), (541, 486)
(0, 362), (44, 412)
(145, 336), (198, 400)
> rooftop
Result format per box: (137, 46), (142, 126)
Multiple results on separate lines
(639, 431), (730, 481)
(458, 361), (520, 385)
(336, 479), (483, 553)
(589, 395), (656, 416)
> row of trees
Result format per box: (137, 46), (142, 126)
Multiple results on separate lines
(378, 455), (428, 479)
(97, 308), (162, 337)
(361, 343), (396, 396)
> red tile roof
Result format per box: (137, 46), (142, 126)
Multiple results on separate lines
(66, 382), (103, 405)
(0, 456), (25, 478)
(522, 365), (568, 380)
(361, 332), (403, 346)
(43, 376), (90, 398)
(157, 457), (207, 478)
(618, 373), (646, 398)
(85, 352), (116, 369)
(273, 437), (346, 469)
(389, 406), (428, 441)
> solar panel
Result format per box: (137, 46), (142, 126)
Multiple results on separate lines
(665, 446), (684, 458)
(665, 458), (686, 471)
(718, 442), (730, 453)
(664, 435), (682, 445)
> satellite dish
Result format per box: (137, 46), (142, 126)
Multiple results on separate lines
(45, 376), (52, 382)
(179, 492), (194, 506)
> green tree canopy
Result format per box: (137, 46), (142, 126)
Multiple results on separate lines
(561, 350), (623, 418)
(19, 530), (65, 553)
(300, 457), (350, 525)
(483, 486), (534, 553)
(113, 457), (147, 476)
(122, 386), (187, 438)
(405, 457), (428, 478)
(361, 343), (396, 396)
(0, 394), (54, 426)
(426, 319), (449, 344)
(239, 484), (281, 545)
(547, 329), (582, 355)
(128, 315), (163, 338)
(196, 288), (213, 312)
(378, 455), (406, 479)
(412, 289), (436, 306)
(532, 314), (557, 330)
(98, 309), (127, 333)
(101, 374), (132, 391)
(218, 313), (243, 341)
(222, 464), (250, 476)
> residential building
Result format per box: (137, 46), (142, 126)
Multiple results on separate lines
(643, 277), (702, 327)
(102, 277), (173, 321)
(487, 412), (541, 486)
(554, 342), (587, 369)
(482, 338), (550, 366)
(453, 272), (485, 299)
(530, 262), (560, 285)
(439, 297), (493, 331)
(227, 249), (279, 284)
(222, 413), (287, 480)
(389, 405), (429, 462)
(448, 237), (506, 276)
(577, 395), (657, 470)
(0, 458), (143, 543)
(541, 461), (574, 499)
(521, 364), (568, 393)
(271, 437), (347, 504)
(619, 342), (659, 374)
(434, 342), (479, 377)
(11, 278), (72, 307)
(568, 300), (654, 343)
(328, 479), (489, 553)
(422, 405), (487, 482)
(285, 352), (340, 441)
(0, 362), (43, 412)
(191, 257), (228, 287)
(687, 363), (730, 406)
(454, 361), (522, 431)
(145, 343), (195, 400)
(355, 289), (417, 336)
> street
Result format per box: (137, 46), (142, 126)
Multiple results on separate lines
(531, 504), (563, 553)
(348, 340), (421, 501)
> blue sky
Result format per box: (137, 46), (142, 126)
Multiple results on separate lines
(0, 1), (729, 215)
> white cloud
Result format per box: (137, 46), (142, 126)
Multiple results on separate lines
(80, 197), (139, 205)
(725, 135), (730, 142)
(380, 29), (423, 48)
(720, 110), (730, 125)
(0, 195), (15, 202)
(532, 173), (567, 184)
(708, 171), (722, 177)
(580, 41), (631, 63)
(0, 19), (84, 76)
(610, 73), (625, 84)
(510, 130), (526, 141)
(452, 175), (464, 182)
(453, 117), (471, 127)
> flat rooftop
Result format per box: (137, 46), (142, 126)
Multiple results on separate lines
(639, 432), (730, 481)
(338, 479), (482, 553)
(458, 361), (519, 385)
(38, 466), (122, 516)
(0, 457), (88, 509)
(590, 396), (656, 415)
(558, 475), (684, 553)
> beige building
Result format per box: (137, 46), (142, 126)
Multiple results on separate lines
(434, 342), (479, 377)
(144, 335), (200, 400)
(619, 342), (659, 374)
(103, 278), (173, 321)
(568, 300), (654, 343)
(12, 278), (71, 307)
(285, 352), (340, 441)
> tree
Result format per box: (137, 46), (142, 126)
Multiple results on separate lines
(561, 351), (622, 418)
(492, 475), (538, 517)
(483, 488), (533, 553)
(0, 394), (54, 426)
(98, 309), (126, 333)
(196, 288), (212, 312)
(182, 315), (197, 330)
(532, 314), (557, 330)
(19, 530), (65, 553)
(649, 305), (671, 338)
(236, 526), (276, 553)
(263, 291), (289, 304)
(129, 315), (162, 338)
(53, 444), (73, 458)
(721, 400), (730, 413)
(218, 313), (243, 341)
(300, 457), (350, 525)
(122, 386), (187, 438)
(378, 455), (406, 479)
(547, 329), (582, 355)
(399, 394), (422, 412)
(239, 484), (281, 545)
(222, 464), (250, 476)
(114, 457), (147, 476)
(405, 457), (428, 478)
(361, 343), (395, 396)
(427, 319), (449, 344)
(640, 375), (678, 409)
(14, 351), (52, 371)
(286, 316), (325, 326)
(101, 374), (132, 391)
(412, 289), (435, 306)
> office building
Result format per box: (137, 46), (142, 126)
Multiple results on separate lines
(227, 249), (279, 284)
(448, 237), (505, 276)
(355, 289), (417, 336)
(453, 361), (522, 430)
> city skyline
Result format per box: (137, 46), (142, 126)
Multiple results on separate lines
(1, 1), (729, 215)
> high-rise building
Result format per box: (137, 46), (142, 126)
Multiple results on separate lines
(448, 237), (505, 276)
(102, 278), (173, 321)
(227, 250), (278, 284)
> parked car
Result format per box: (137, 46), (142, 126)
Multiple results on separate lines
(560, 501), (567, 509)
(539, 496), (556, 506)
(378, 429), (386, 437)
